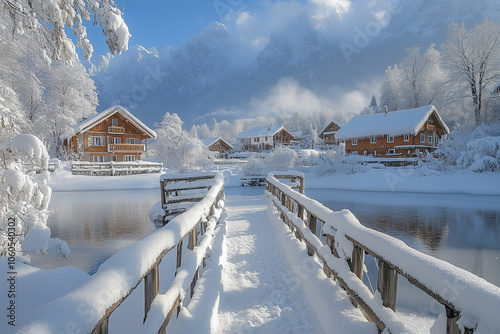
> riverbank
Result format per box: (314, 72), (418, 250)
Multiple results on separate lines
(48, 164), (500, 196)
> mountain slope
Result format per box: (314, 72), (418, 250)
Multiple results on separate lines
(91, 0), (500, 128)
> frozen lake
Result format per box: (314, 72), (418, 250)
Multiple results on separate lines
(33, 187), (500, 289)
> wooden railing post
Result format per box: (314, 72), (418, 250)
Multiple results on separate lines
(91, 318), (109, 334)
(349, 245), (364, 280)
(445, 305), (461, 334)
(377, 260), (398, 312)
(299, 176), (305, 194)
(307, 214), (317, 256)
(160, 179), (166, 208)
(188, 227), (197, 250)
(176, 241), (183, 270)
(144, 262), (160, 322)
(326, 235), (340, 258)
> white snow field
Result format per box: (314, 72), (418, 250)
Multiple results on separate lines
(172, 188), (376, 334)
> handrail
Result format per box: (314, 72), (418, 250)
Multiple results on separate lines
(266, 173), (500, 334)
(19, 172), (225, 334)
(71, 161), (163, 176)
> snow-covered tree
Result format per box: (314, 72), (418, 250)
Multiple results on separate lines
(0, 82), (26, 143)
(266, 146), (298, 171)
(152, 112), (212, 171)
(2, 0), (130, 62)
(0, 134), (69, 260)
(441, 19), (500, 126)
(380, 44), (446, 112)
(38, 61), (98, 157)
(300, 124), (322, 149)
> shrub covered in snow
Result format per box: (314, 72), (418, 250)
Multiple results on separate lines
(433, 124), (500, 172)
(241, 155), (267, 176)
(266, 146), (298, 171)
(0, 134), (69, 261)
(311, 150), (369, 175)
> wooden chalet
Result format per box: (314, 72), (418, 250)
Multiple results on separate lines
(335, 105), (449, 157)
(63, 105), (157, 162)
(203, 137), (233, 159)
(237, 125), (295, 152)
(319, 121), (342, 145)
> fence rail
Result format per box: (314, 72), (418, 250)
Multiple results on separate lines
(20, 172), (225, 334)
(71, 161), (162, 176)
(266, 173), (500, 334)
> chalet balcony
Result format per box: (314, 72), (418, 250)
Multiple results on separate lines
(425, 124), (436, 131)
(108, 126), (125, 134)
(108, 143), (145, 152)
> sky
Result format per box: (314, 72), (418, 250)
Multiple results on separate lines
(86, 0), (294, 60)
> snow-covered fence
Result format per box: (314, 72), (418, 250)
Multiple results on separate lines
(160, 172), (220, 223)
(266, 174), (500, 334)
(19, 172), (225, 334)
(71, 161), (163, 176)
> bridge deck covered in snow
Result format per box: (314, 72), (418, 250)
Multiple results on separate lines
(17, 172), (500, 334)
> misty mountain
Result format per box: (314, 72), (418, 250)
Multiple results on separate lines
(91, 0), (500, 128)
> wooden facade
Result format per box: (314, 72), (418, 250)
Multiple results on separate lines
(203, 137), (233, 159)
(237, 125), (295, 152)
(319, 121), (342, 145)
(64, 106), (157, 162)
(337, 106), (449, 157)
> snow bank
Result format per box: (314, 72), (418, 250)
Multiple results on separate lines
(18, 172), (225, 334)
(266, 175), (500, 333)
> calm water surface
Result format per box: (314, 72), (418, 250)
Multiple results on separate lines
(306, 188), (500, 288)
(30, 189), (159, 274)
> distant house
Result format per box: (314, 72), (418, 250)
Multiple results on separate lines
(203, 137), (233, 159)
(237, 125), (295, 152)
(319, 121), (342, 145)
(335, 105), (449, 157)
(63, 105), (157, 162)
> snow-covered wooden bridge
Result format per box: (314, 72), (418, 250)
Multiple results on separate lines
(18, 172), (500, 334)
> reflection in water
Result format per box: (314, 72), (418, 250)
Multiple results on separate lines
(30, 189), (158, 274)
(305, 189), (500, 287)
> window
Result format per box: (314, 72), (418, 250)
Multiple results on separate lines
(126, 138), (137, 144)
(110, 137), (121, 144)
(112, 118), (118, 126)
(88, 136), (105, 147)
(404, 134), (410, 142)
(91, 155), (104, 162)
(388, 149), (395, 155)
(111, 155), (117, 162)
(124, 155), (136, 162)
(428, 135), (433, 144)
(370, 135), (377, 144)
(387, 134), (394, 143)
(434, 136), (438, 145)
(351, 138), (358, 146)
(420, 134), (425, 143)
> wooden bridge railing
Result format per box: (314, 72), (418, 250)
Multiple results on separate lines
(19, 172), (225, 334)
(266, 173), (500, 334)
(71, 161), (163, 176)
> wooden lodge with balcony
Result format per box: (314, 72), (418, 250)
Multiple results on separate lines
(335, 105), (450, 157)
(63, 105), (157, 162)
(237, 125), (295, 152)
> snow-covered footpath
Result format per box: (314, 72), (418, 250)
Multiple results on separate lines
(2, 165), (500, 333)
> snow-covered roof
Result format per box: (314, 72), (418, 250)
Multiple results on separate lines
(64, 105), (157, 139)
(202, 137), (233, 149)
(335, 105), (449, 141)
(237, 125), (287, 139)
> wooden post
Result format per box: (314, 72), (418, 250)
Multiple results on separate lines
(297, 205), (304, 221)
(144, 262), (160, 322)
(91, 318), (109, 334)
(349, 245), (364, 280)
(190, 268), (199, 298)
(188, 227), (197, 250)
(377, 260), (398, 311)
(176, 241), (183, 270)
(307, 214), (317, 256)
(326, 235), (340, 258)
(299, 176), (305, 194)
(160, 179), (166, 209)
(445, 305), (461, 334)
